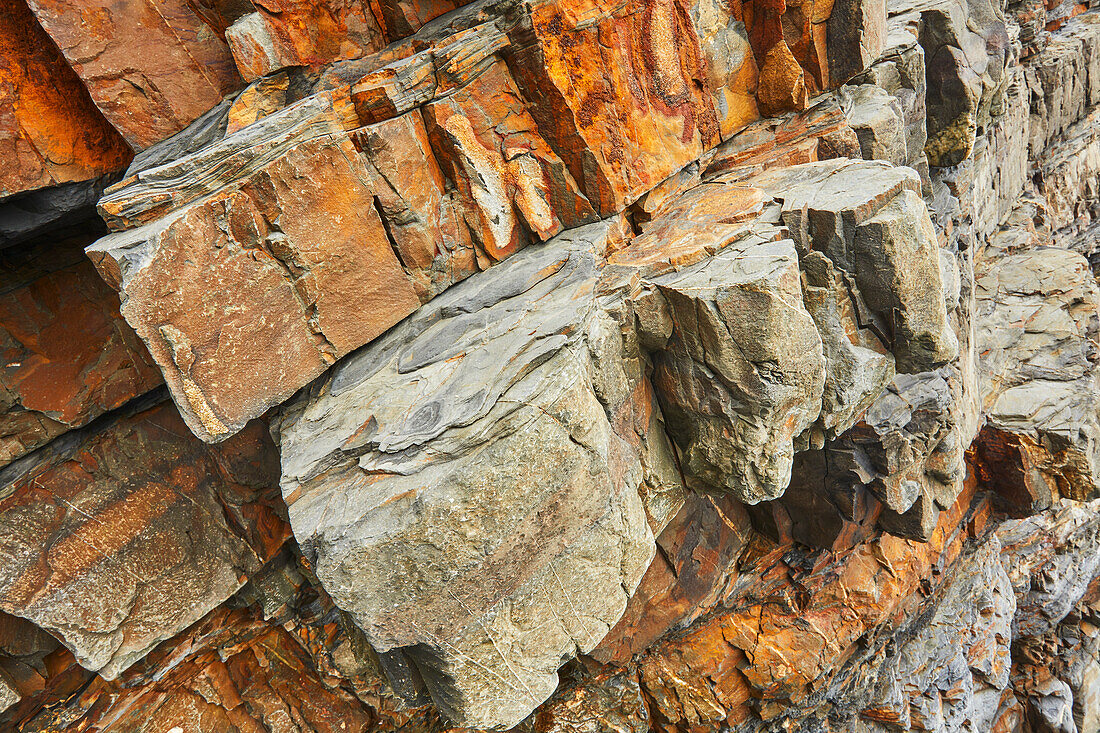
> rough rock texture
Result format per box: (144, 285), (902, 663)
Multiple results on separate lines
(26, 0), (244, 150)
(0, 395), (285, 681)
(0, 0), (132, 199)
(5, 0), (1100, 730)
(0, 230), (162, 467)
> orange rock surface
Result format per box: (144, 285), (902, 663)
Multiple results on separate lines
(0, 0), (131, 198)
(26, 0), (244, 150)
(226, 0), (387, 81)
(0, 231), (162, 468)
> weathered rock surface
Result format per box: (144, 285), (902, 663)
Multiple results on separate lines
(89, 96), (421, 443)
(5, 0), (1100, 730)
(0, 230), (162, 467)
(226, 1), (386, 81)
(0, 0), (132, 199)
(271, 155), (951, 726)
(969, 201), (1100, 512)
(0, 395), (285, 680)
(275, 222), (664, 728)
(25, 0), (244, 151)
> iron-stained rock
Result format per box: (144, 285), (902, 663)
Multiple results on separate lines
(0, 397), (284, 680)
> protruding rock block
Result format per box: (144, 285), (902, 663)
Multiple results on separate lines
(0, 397), (285, 680)
(226, 1), (386, 81)
(88, 97), (421, 443)
(845, 35), (931, 184)
(0, 0), (132, 199)
(751, 158), (957, 372)
(0, 232), (162, 468)
(801, 250), (895, 439)
(915, 0), (1013, 167)
(0, 548), (392, 732)
(26, 0), (244, 150)
(637, 237), (826, 502)
(275, 223), (669, 728)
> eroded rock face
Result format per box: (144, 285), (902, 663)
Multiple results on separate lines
(750, 158), (957, 372)
(81, 0), (892, 457)
(275, 223), (664, 727)
(6, 0), (1100, 729)
(273, 157), (952, 726)
(0, 232), (162, 468)
(0, 0), (132, 199)
(0, 396), (284, 680)
(226, 1), (386, 81)
(89, 96), (421, 443)
(25, 0), (244, 151)
(973, 224), (1100, 511)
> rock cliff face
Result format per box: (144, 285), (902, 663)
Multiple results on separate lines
(2, 0), (1100, 730)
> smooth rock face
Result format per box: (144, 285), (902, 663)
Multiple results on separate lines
(0, 398), (284, 680)
(0, 231), (162, 468)
(0, 0), (132, 199)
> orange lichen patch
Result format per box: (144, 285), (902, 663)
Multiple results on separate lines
(508, 0), (722, 216)
(0, 0), (132, 197)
